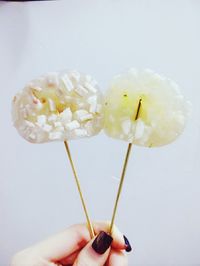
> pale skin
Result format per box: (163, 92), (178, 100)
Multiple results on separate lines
(11, 222), (128, 266)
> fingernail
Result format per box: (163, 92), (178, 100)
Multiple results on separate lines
(123, 235), (132, 252)
(92, 231), (113, 254)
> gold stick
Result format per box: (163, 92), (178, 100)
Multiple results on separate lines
(64, 141), (95, 238)
(109, 99), (142, 234)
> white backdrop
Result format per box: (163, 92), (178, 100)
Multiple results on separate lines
(0, 0), (200, 265)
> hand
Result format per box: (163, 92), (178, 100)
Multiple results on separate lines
(11, 222), (131, 266)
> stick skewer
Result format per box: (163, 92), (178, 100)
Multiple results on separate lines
(64, 141), (95, 238)
(109, 99), (142, 234)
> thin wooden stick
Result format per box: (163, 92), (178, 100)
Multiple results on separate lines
(109, 99), (142, 234)
(64, 141), (95, 238)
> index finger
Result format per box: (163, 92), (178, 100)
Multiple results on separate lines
(32, 222), (126, 262)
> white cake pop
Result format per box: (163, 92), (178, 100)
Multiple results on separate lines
(12, 70), (104, 143)
(104, 69), (190, 147)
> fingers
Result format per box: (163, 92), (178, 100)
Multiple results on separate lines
(32, 224), (91, 261)
(106, 250), (128, 266)
(21, 221), (130, 265)
(73, 231), (113, 266)
(58, 250), (80, 265)
(93, 222), (125, 250)
(32, 222), (127, 262)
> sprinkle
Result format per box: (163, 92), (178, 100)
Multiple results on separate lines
(49, 131), (63, 140)
(84, 82), (97, 93)
(21, 108), (28, 118)
(134, 119), (145, 139)
(54, 121), (62, 127)
(43, 124), (52, 132)
(87, 96), (97, 113)
(65, 120), (80, 131)
(55, 126), (65, 132)
(62, 75), (74, 92)
(69, 71), (80, 82)
(74, 109), (93, 122)
(80, 113), (93, 122)
(37, 115), (47, 125)
(59, 108), (72, 122)
(48, 114), (57, 122)
(87, 96), (97, 104)
(74, 129), (88, 137)
(29, 133), (36, 140)
(46, 73), (59, 86)
(48, 98), (56, 111)
(79, 114), (93, 122)
(35, 101), (43, 110)
(33, 86), (42, 91)
(74, 109), (88, 116)
(121, 120), (131, 135)
(75, 85), (88, 96)
(24, 120), (35, 127)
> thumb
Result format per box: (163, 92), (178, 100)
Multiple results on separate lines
(73, 231), (113, 266)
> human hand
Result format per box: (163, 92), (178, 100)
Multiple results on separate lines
(11, 222), (131, 266)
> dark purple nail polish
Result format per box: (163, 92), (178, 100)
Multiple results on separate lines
(124, 235), (132, 252)
(92, 231), (113, 255)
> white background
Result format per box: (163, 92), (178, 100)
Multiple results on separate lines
(0, 0), (200, 265)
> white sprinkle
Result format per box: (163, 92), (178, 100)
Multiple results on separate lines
(74, 109), (93, 122)
(54, 121), (62, 127)
(134, 119), (145, 139)
(55, 126), (65, 132)
(80, 113), (93, 122)
(35, 101), (43, 110)
(59, 108), (72, 122)
(84, 82), (97, 93)
(121, 120), (131, 135)
(64, 95), (73, 102)
(37, 115), (47, 125)
(80, 114), (93, 122)
(87, 95), (97, 104)
(43, 124), (52, 132)
(70, 71), (80, 82)
(75, 85), (88, 96)
(87, 96), (97, 113)
(46, 73), (59, 86)
(19, 124), (27, 131)
(48, 114), (57, 122)
(21, 108), (28, 118)
(48, 98), (56, 111)
(24, 104), (32, 116)
(29, 133), (36, 140)
(74, 109), (88, 116)
(25, 103), (31, 109)
(24, 120), (35, 127)
(62, 75), (74, 92)
(85, 121), (93, 132)
(65, 120), (80, 131)
(32, 86), (42, 91)
(49, 131), (63, 140)
(74, 129), (88, 137)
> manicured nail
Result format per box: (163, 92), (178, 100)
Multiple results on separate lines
(123, 235), (132, 252)
(92, 231), (113, 254)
